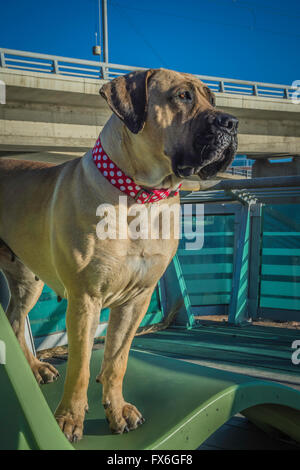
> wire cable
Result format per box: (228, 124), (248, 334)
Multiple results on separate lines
(110, 0), (300, 40)
(110, 2), (168, 67)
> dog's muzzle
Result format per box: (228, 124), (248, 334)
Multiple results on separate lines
(175, 112), (238, 179)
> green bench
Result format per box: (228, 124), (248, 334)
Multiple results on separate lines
(1, 305), (300, 450)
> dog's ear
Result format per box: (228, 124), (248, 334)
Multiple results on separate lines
(204, 86), (216, 107)
(99, 69), (154, 134)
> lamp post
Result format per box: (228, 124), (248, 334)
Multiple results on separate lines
(92, 0), (108, 79)
(102, 0), (109, 65)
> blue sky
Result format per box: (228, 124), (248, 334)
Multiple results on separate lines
(0, 0), (299, 85)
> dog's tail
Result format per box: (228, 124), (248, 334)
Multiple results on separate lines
(135, 298), (184, 336)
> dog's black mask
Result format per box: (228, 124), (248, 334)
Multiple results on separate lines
(172, 110), (238, 180)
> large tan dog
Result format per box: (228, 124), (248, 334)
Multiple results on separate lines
(0, 69), (238, 442)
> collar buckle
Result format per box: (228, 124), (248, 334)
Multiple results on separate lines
(134, 189), (154, 203)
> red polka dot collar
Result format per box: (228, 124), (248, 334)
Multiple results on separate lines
(92, 137), (181, 204)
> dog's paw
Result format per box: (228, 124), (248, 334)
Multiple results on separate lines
(32, 360), (60, 385)
(55, 411), (84, 443)
(105, 401), (145, 434)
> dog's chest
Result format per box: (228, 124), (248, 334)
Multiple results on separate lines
(122, 238), (177, 281)
(126, 245), (166, 277)
(97, 237), (178, 307)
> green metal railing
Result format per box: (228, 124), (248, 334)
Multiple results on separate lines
(177, 176), (300, 325)
(177, 214), (235, 308)
(260, 204), (300, 314)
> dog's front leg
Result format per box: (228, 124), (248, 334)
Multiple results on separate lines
(96, 289), (153, 434)
(55, 293), (101, 442)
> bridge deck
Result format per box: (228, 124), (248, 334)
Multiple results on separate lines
(1, 57), (300, 157)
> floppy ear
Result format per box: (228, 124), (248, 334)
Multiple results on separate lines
(204, 86), (216, 107)
(99, 69), (154, 134)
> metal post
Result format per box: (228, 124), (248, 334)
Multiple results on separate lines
(248, 203), (263, 320)
(0, 52), (5, 68)
(52, 59), (59, 74)
(284, 87), (289, 99)
(228, 204), (251, 325)
(102, 0), (109, 65)
(162, 255), (194, 328)
(98, 0), (101, 50)
(97, 0), (102, 77)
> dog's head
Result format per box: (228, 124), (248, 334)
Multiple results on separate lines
(100, 68), (238, 181)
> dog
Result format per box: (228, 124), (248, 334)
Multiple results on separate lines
(0, 68), (238, 442)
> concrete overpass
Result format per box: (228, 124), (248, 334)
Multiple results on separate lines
(0, 48), (300, 170)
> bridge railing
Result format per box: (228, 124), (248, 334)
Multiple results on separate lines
(0, 47), (296, 100)
(225, 167), (252, 178)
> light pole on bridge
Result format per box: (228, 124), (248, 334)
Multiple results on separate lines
(93, 0), (109, 78)
(102, 0), (109, 65)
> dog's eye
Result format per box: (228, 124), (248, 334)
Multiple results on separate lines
(177, 91), (192, 102)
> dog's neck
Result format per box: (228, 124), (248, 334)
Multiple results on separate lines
(99, 115), (181, 190)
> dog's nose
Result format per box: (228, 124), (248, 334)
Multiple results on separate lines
(215, 113), (238, 132)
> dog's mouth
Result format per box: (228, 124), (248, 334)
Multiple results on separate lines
(173, 132), (238, 180)
(197, 140), (237, 179)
